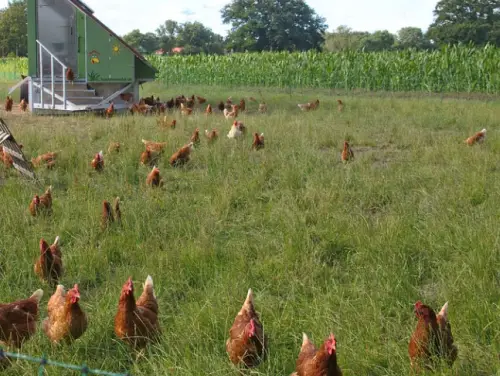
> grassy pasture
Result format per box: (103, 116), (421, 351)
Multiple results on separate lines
(0, 82), (498, 375)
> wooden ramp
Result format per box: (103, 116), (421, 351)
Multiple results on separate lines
(0, 118), (36, 180)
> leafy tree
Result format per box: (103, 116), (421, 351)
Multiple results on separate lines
(221, 0), (328, 52)
(323, 25), (369, 52)
(122, 29), (159, 53)
(141, 32), (160, 53)
(358, 30), (395, 52)
(427, 0), (500, 46)
(122, 29), (145, 51)
(0, 0), (28, 56)
(156, 20), (179, 52)
(396, 27), (433, 50)
(124, 20), (224, 55)
(157, 20), (179, 39)
(176, 21), (224, 54)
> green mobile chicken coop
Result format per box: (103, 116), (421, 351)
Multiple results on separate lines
(9, 0), (157, 113)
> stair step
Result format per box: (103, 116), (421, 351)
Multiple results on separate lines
(40, 83), (89, 88)
(35, 82), (90, 90)
(46, 97), (103, 106)
(66, 96), (103, 100)
(66, 97), (104, 105)
(33, 76), (85, 80)
(33, 102), (131, 112)
(49, 90), (97, 98)
(35, 79), (88, 85)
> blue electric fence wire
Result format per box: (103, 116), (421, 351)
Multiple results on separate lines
(0, 347), (131, 376)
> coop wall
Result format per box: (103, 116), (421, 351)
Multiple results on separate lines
(85, 16), (134, 83)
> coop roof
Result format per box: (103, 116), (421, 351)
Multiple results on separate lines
(72, 0), (94, 14)
(67, 0), (156, 72)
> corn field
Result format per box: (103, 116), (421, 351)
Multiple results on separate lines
(3, 45), (500, 93)
(149, 45), (500, 93)
(0, 57), (28, 80)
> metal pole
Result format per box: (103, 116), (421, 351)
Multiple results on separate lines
(63, 64), (66, 110)
(39, 43), (43, 109)
(28, 77), (33, 112)
(85, 15), (88, 82)
(51, 57), (54, 109)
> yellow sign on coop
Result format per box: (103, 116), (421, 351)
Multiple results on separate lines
(88, 50), (100, 64)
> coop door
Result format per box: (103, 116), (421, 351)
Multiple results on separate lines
(36, 0), (77, 76)
(76, 12), (86, 80)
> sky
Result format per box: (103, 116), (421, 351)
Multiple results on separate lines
(1, 0), (439, 37)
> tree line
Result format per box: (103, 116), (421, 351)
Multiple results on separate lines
(0, 0), (499, 57)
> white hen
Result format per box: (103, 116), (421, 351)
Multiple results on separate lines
(227, 121), (245, 139)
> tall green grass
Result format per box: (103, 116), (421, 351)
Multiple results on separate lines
(4, 45), (500, 93)
(0, 84), (498, 375)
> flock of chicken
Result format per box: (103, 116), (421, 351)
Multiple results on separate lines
(0, 255), (459, 376)
(0, 86), (490, 374)
(4, 95), (27, 113)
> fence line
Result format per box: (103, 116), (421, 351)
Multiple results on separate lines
(0, 348), (131, 376)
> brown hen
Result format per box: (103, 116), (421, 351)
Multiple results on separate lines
(34, 237), (63, 286)
(43, 284), (88, 343)
(114, 197), (122, 222)
(239, 99), (246, 112)
(205, 129), (218, 143)
(291, 333), (342, 376)
(101, 200), (114, 230)
(465, 128), (486, 146)
(105, 102), (115, 118)
(32, 151), (58, 169)
(341, 141), (354, 163)
(0, 289), (43, 348)
(169, 142), (194, 167)
(146, 166), (163, 187)
(337, 99), (344, 112)
(2, 150), (13, 168)
(29, 195), (41, 216)
(4, 96), (13, 112)
(252, 133), (265, 150)
(226, 289), (267, 368)
(190, 128), (200, 145)
(297, 99), (320, 111)
(66, 67), (74, 84)
(91, 151), (104, 171)
(408, 301), (457, 372)
(108, 142), (120, 153)
(114, 276), (160, 349)
(142, 139), (167, 153)
(19, 99), (28, 112)
(38, 186), (53, 214)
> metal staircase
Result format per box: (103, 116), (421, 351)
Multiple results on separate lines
(8, 40), (111, 113)
(31, 79), (104, 110)
(32, 39), (105, 112)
